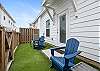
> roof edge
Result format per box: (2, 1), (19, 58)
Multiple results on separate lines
(0, 3), (16, 23)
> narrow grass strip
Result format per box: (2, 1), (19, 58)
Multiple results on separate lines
(9, 43), (55, 71)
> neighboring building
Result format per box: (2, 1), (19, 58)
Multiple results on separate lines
(33, 0), (100, 64)
(32, 8), (55, 44)
(32, 18), (40, 29)
(0, 3), (16, 32)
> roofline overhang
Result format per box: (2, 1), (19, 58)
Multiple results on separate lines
(42, 0), (47, 6)
(42, 0), (77, 12)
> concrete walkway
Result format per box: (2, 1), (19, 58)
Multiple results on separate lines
(42, 49), (64, 59)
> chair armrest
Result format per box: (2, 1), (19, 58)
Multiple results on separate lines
(50, 46), (66, 50)
(33, 40), (39, 43)
(34, 40), (39, 42)
(50, 46), (66, 56)
(64, 51), (81, 59)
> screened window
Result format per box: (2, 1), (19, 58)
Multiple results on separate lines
(4, 16), (5, 20)
(46, 20), (50, 37)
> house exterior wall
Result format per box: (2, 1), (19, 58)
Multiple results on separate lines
(0, 6), (15, 32)
(50, 0), (100, 62)
(39, 9), (57, 45)
(52, 0), (73, 46)
(70, 0), (100, 63)
(33, 0), (100, 63)
(33, 19), (40, 29)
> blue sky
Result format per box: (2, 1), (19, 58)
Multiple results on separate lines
(1, 0), (42, 27)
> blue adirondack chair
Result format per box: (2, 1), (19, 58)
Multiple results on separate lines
(33, 36), (45, 49)
(50, 38), (81, 71)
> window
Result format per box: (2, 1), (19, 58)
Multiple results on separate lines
(60, 14), (66, 43)
(9, 20), (10, 23)
(4, 16), (5, 20)
(11, 23), (12, 25)
(46, 20), (50, 37)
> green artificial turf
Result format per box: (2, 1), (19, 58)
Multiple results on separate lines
(9, 43), (56, 71)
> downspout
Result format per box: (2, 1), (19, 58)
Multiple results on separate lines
(72, 0), (77, 12)
(72, 0), (78, 18)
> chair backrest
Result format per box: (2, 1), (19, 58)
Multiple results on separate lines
(38, 36), (45, 46)
(64, 38), (79, 63)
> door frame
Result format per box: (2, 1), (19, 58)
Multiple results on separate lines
(57, 9), (69, 46)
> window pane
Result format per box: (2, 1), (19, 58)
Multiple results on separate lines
(46, 29), (50, 37)
(46, 20), (50, 29)
(60, 14), (66, 43)
(46, 19), (50, 37)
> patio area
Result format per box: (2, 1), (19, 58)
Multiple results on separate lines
(9, 43), (83, 71)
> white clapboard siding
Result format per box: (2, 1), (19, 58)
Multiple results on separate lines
(71, 7), (100, 21)
(70, 26), (99, 32)
(69, 0), (100, 62)
(70, 2), (100, 18)
(70, 31), (100, 38)
(70, 19), (100, 28)
(77, 0), (100, 10)
(39, 8), (58, 45)
(79, 51), (99, 62)
(77, 0), (88, 5)
(77, 1), (100, 15)
(79, 46), (99, 57)
(79, 42), (100, 50)
(71, 37), (100, 44)
(71, 12), (100, 24)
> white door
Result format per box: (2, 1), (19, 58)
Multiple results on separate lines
(58, 10), (69, 46)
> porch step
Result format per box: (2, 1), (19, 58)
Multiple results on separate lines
(71, 62), (98, 71)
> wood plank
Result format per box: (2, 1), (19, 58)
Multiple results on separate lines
(70, 25), (99, 32)
(70, 19), (100, 28)
(79, 46), (99, 57)
(71, 12), (100, 24)
(77, 0), (99, 9)
(71, 7), (100, 21)
(70, 31), (100, 37)
(71, 62), (98, 71)
(69, 37), (99, 44)
(70, 1), (100, 17)
(79, 52), (99, 62)
(79, 42), (100, 50)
